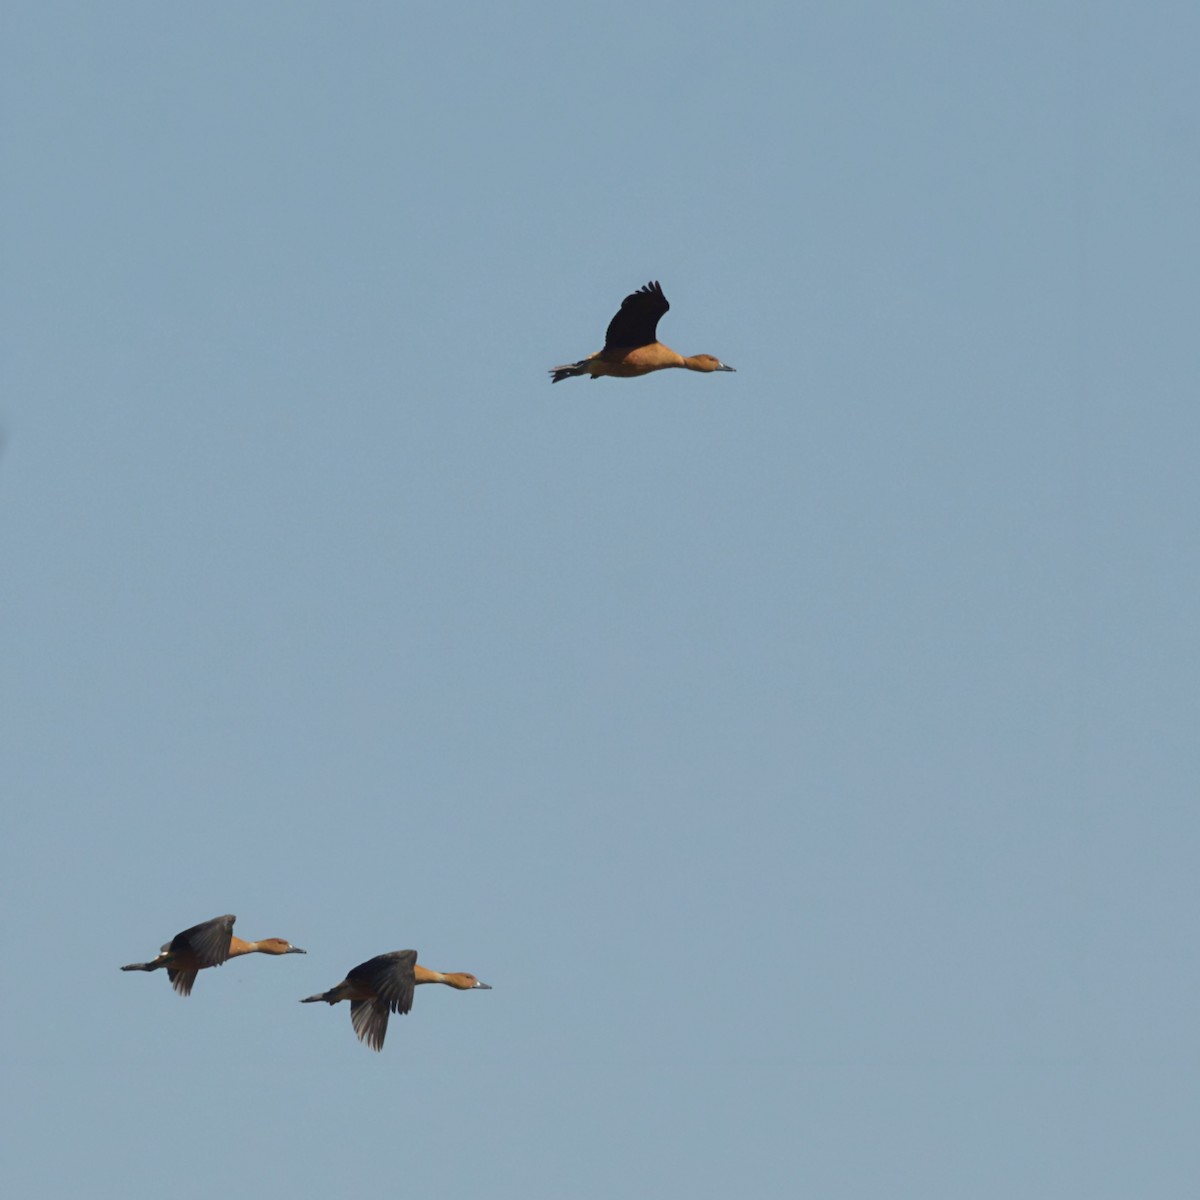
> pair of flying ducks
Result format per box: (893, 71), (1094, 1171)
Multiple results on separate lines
(121, 913), (488, 1053)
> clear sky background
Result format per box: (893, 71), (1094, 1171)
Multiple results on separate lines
(2, 2), (1198, 1196)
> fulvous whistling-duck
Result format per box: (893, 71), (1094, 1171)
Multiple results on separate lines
(550, 280), (736, 383)
(120, 914), (306, 996)
(301, 950), (491, 1052)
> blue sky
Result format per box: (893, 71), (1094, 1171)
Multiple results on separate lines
(3, 2), (1198, 1196)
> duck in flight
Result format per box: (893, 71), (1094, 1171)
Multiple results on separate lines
(550, 281), (735, 383)
(301, 950), (491, 1052)
(120, 914), (306, 996)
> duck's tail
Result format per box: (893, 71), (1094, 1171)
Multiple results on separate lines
(549, 359), (593, 383)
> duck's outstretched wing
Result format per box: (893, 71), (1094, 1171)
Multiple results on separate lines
(169, 914), (236, 968)
(351, 950), (417, 1016)
(346, 951), (418, 1051)
(604, 281), (668, 350)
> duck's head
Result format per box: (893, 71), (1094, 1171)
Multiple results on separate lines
(258, 938), (307, 955)
(444, 972), (492, 991)
(688, 354), (735, 373)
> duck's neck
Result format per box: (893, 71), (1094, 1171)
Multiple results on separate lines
(228, 936), (258, 958)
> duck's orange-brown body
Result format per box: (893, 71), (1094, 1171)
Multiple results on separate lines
(550, 281), (735, 383)
(120, 914), (306, 996)
(301, 949), (491, 1051)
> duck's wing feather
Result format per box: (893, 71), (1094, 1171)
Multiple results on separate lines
(350, 999), (390, 1051)
(350, 950), (417, 1016)
(168, 967), (200, 996)
(604, 281), (669, 349)
(169, 914), (236, 968)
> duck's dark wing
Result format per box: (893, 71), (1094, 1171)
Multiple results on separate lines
(168, 966), (200, 996)
(350, 999), (390, 1051)
(169, 914), (235, 968)
(350, 950), (417, 1016)
(604, 281), (669, 350)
